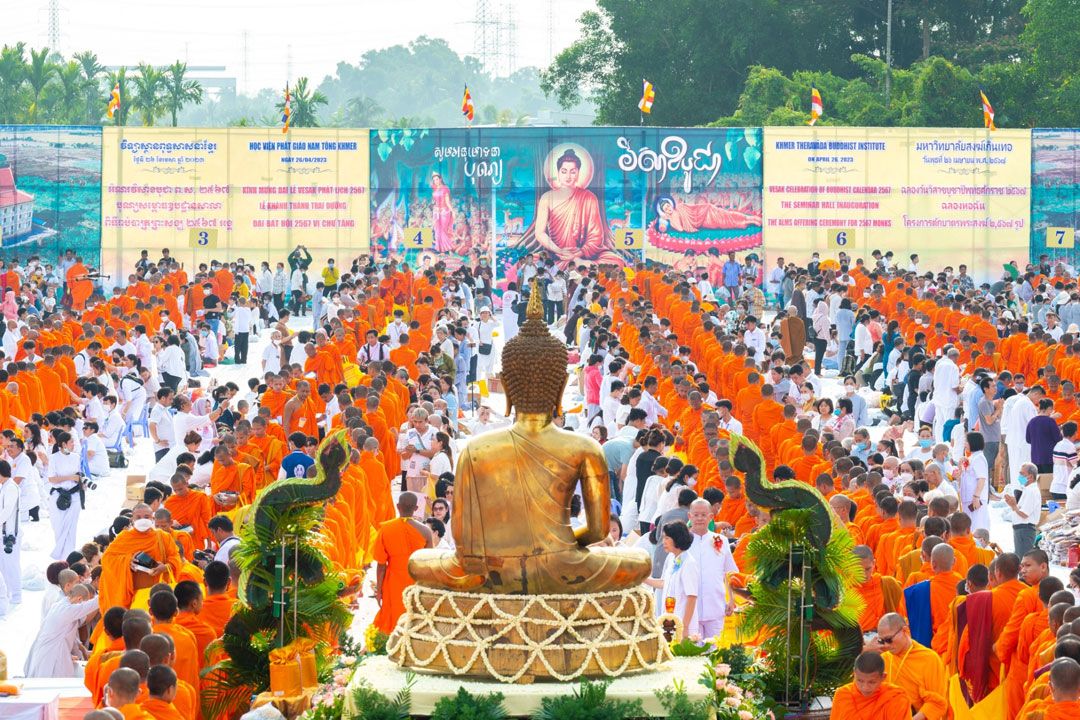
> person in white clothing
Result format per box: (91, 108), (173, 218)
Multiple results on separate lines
(148, 387), (176, 462)
(7, 438), (39, 524)
(171, 395), (223, 451)
(686, 499), (738, 638)
(82, 422), (110, 478)
(1051, 421), (1078, 501)
(716, 400), (743, 435)
(118, 371), (147, 425)
(1004, 463), (1044, 558)
(931, 348), (962, 439)
(22, 583), (100, 677)
(46, 431), (83, 561)
(0, 459), (21, 614)
(99, 396), (125, 449)
(743, 316), (767, 363)
(645, 521), (699, 636)
(473, 308), (500, 381)
(1002, 385), (1041, 485)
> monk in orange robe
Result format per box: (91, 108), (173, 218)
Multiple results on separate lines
(927, 544), (963, 655)
(66, 259), (94, 311)
(164, 476), (213, 552)
(104, 667), (154, 720)
(138, 634), (197, 719)
(209, 445), (256, 510)
(372, 493), (432, 634)
(829, 652), (912, 720)
(97, 506), (183, 615)
(853, 546), (906, 631)
(173, 580), (217, 663)
(947, 512), (994, 569)
(789, 435), (826, 484)
(359, 441), (395, 526)
(715, 476), (748, 528)
(1003, 577), (1063, 719)
(996, 551), (1051, 673)
(85, 607), (127, 699)
(148, 592), (201, 692)
(197, 561), (233, 637)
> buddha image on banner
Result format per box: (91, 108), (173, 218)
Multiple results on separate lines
(504, 141), (632, 269)
(637, 128), (763, 269)
(369, 128), (494, 268)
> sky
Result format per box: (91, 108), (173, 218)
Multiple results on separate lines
(2, 0), (596, 93)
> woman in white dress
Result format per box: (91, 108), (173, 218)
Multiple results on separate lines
(645, 521), (700, 636)
(501, 282), (521, 342)
(47, 430), (83, 561)
(425, 432), (453, 503)
(959, 431), (991, 531)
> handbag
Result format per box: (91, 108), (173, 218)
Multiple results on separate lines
(108, 449), (128, 468)
(478, 342), (493, 356)
(51, 483), (85, 511)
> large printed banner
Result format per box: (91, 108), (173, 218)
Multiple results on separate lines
(101, 128), (369, 283)
(369, 128), (762, 275)
(1031, 129), (1080, 265)
(0, 125), (101, 266)
(763, 127), (1030, 281)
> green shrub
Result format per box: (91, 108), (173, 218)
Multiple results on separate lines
(430, 687), (508, 720)
(532, 679), (645, 720)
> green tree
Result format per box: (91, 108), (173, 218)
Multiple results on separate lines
(48, 61), (87, 124)
(131, 63), (164, 126)
(73, 50), (104, 124)
(342, 95), (384, 126)
(0, 44), (28, 124)
(276, 76), (327, 128)
(105, 66), (130, 126)
(162, 61), (204, 127)
(24, 47), (55, 122)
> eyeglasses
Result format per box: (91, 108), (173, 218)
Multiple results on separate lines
(878, 627), (907, 645)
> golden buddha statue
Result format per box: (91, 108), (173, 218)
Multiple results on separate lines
(408, 283), (651, 594)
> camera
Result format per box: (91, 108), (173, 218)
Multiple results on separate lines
(132, 551), (157, 569)
(2, 533), (14, 554)
(193, 549), (215, 565)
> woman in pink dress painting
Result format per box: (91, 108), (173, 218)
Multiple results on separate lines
(430, 172), (455, 253)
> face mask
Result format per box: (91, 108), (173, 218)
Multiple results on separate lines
(133, 518), (154, 533)
(975, 537), (987, 549)
(898, 472), (913, 484)
(919, 439), (932, 449)
(833, 409), (841, 417)
(845, 386), (855, 395)
(1017, 474), (1029, 487)
(855, 442), (868, 452)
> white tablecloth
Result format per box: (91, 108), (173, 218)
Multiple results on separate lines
(0, 677), (90, 720)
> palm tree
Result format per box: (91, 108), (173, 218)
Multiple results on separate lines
(51, 61), (85, 124)
(162, 61), (204, 126)
(131, 62), (164, 126)
(24, 47), (55, 122)
(105, 66), (129, 126)
(0, 43), (28, 124)
(73, 50), (104, 124)
(343, 96), (384, 126)
(275, 76), (327, 128)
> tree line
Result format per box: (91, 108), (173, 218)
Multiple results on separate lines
(543, 0), (1078, 128)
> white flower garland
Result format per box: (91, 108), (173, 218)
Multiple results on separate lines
(386, 586), (674, 683)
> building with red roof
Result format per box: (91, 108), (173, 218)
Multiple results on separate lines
(0, 165), (34, 241)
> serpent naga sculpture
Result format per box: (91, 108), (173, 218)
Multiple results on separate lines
(238, 428), (352, 610)
(728, 431), (863, 695)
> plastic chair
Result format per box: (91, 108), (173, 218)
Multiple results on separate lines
(124, 407), (150, 446)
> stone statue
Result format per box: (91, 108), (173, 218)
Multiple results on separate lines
(408, 282), (651, 594)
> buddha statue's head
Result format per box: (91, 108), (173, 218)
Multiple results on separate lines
(502, 279), (567, 418)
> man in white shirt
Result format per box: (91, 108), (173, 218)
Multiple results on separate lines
(385, 310), (409, 348)
(1003, 385), (1041, 485)
(716, 399), (744, 435)
(397, 408), (438, 503)
(931, 348), (962, 439)
(853, 314), (874, 368)
(1051, 421), (1078, 501)
(601, 380), (625, 436)
(262, 330), (283, 374)
(743, 316), (767, 363)
(1004, 463), (1044, 558)
(100, 397), (126, 450)
(232, 298), (253, 365)
(149, 388), (175, 462)
(357, 330), (389, 365)
(686, 499), (738, 638)
(132, 325), (154, 370)
(7, 437), (38, 524)
(158, 337), (186, 390)
(107, 329), (137, 358)
(82, 422), (110, 477)
(0, 459), (21, 615)
(639, 377), (668, 425)
(766, 258), (786, 307)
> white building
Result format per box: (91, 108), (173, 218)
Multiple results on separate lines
(0, 166), (34, 242)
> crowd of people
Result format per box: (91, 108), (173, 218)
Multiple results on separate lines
(0, 241), (1077, 720)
